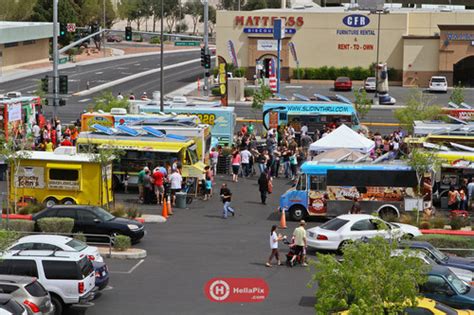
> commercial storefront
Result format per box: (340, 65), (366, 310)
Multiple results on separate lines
(0, 22), (53, 73)
(216, 7), (474, 87)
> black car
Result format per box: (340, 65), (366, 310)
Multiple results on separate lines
(32, 206), (145, 243)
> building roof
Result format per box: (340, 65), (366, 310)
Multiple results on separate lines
(0, 21), (53, 44)
(16, 150), (101, 163)
(252, 6), (473, 13)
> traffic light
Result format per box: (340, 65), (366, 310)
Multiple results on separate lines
(59, 75), (68, 94)
(59, 99), (66, 106)
(200, 47), (206, 67)
(40, 76), (49, 93)
(59, 23), (67, 38)
(204, 54), (211, 69)
(125, 26), (132, 41)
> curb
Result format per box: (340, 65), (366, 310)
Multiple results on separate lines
(98, 247), (147, 260)
(140, 214), (167, 223)
(1, 214), (32, 220)
(421, 229), (474, 236)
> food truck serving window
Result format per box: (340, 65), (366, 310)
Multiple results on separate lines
(49, 169), (79, 181)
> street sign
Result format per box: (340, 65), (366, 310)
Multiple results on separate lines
(59, 57), (68, 64)
(67, 23), (76, 32)
(273, 19), (285, 40)
(175, 41), (200, 47)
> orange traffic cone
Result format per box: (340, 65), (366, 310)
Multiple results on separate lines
(279, 210), (287, 229)
(167, 196), (173, 215)
(161, 199), (168, 219)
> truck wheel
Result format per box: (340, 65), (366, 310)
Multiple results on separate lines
(62, 198), (76, 205)
(45, 197), (58, 208)
(50, 294), (63, 315)
(289, 205), (306, 221)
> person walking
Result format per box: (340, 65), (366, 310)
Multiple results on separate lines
(291, 220), (308, 267)
(220, 184), (235, 219)
(240, 147), (252, 177)
(266, 225), (282, 267)
(231, 150), (241, 182)
(350, 197), (361, 214)
(143, 169), (154, 204)
(210, 147), (219, 179)
(169, 169), (183, 207)
(137, 166), (149, 204)
(152, 167), (165, 205)
(258, 172), (269, 205)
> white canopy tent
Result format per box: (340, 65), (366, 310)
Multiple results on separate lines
(309, 124), (375, 154)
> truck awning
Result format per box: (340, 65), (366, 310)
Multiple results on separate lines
(46, 163), (82, 170)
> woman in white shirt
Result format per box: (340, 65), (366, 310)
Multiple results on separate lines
(266, 225), (282, 267)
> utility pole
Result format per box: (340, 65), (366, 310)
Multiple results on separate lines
(103, 0), (106, 57)
(52, 0), (59, 118)
(160, 0), (164, 111)
(203, 0), (209, 97)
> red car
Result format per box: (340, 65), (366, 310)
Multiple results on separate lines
(334, 77), (352, 91)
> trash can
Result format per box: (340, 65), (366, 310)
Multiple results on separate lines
(175, 192), (187, 209)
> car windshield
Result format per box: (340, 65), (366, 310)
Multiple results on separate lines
(320, 218), (349, 231)
(337, 77), (349, 82)
(446, 273), (469, 294)
(430, 247), (449, 262)
(66, 239), (88, 252)
(431, 78), (446, 83)
(91, 207), (114, 221)
(366, 77), (375, 82)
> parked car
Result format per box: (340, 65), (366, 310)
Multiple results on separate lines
(306, 214), (421, 251)
(32, 205), (145, 243)
(334, 77), (352, 91)
(364, 77), (376, 92)
(429, 76), (448, 93)
(106, 35), (122, 43)
(0, 293), (28, 315)
(0, 250), (96, 314)
(421, 265), (474, 310)
(92, 261), (109, 291)
(392, 249), (474, 284)
(337, 297), (474, 315)
(0, 275), (54, 315)
(401, 241), (474, 273)
(8, 235), (103, 262)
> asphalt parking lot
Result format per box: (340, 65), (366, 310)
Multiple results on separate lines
(88, 173), (321, 315)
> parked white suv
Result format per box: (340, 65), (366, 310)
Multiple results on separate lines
(0, 250), (96, 315)
(429, 76), (448, 93)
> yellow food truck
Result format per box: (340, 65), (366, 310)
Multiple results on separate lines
(10, 147), (113, 207)
(76, 128), (206, 189)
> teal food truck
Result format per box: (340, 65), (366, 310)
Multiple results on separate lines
(262, 101), (361, 134)
(129, 101), (236, 146)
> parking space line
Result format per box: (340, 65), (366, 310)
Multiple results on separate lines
(109, 259), (145, 274)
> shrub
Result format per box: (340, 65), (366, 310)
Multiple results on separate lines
(126, 207), (141, 219)
(399, 213), (417, 226)
(18, 203), (44, 215)
(74, 232), (87, 243)
(319, 66), (329, 80)
(0, 230), (19, 251)
(430, 214), (448, 229)
(1, 220), (35, 232)
(149, 36), (160, 44)
(244, 87), (255, 98)
(233, 67), (246, 78)
(293, 68), (305, 79)
(211, 87), (221, 97)
(111, 203), (127, 218)
(419, 221), (431, 229)
(414, 234), (474, 257)
(304, 68), (316, 80)
(114, 235), (131, 251)
(37, 218), (74, 233)
(450, 216), (470, 230)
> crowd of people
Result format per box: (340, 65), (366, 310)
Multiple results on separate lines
(30, 118), (79, 151)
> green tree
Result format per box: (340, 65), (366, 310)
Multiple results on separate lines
(405, 148), (441, 223)
(394, 89), (442, 133)
(244, 0), (267, 11)
(184, 0), (203, 35)
(450, 85), (465, 106)
(309, 237), (427, 314)
(252, 83), (272, 110)
(92, 91), (129, 112)
(217, 0), (244, 10)
(79, 0), (116, 28)
(0, 0), (36, 20)
(353, 89), (372, 120)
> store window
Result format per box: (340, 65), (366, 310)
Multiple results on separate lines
(4, 42), (18, 48)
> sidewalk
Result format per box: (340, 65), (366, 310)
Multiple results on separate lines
(0, 44), (198, 84)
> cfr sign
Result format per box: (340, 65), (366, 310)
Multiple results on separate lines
(209, 280), (230, 301)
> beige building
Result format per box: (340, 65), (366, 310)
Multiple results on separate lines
(216, 7), (474, 87)
(0, 21), (53, 73)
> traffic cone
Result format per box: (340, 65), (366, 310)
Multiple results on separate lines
(279, 210), (287, 229)
(161, 199), (168, 219)
(167, 196), (173, 215)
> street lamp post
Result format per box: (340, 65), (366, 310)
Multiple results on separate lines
(102, 0), (106, 58)
(374, 10), (381, 101)
(160, 0), (164, 112)
(203, 0), (209, 97)
(52, 0), (59, 118)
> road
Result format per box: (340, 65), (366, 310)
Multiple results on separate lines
(0, 50), (205, 123)
(88, 174), (317, 315)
